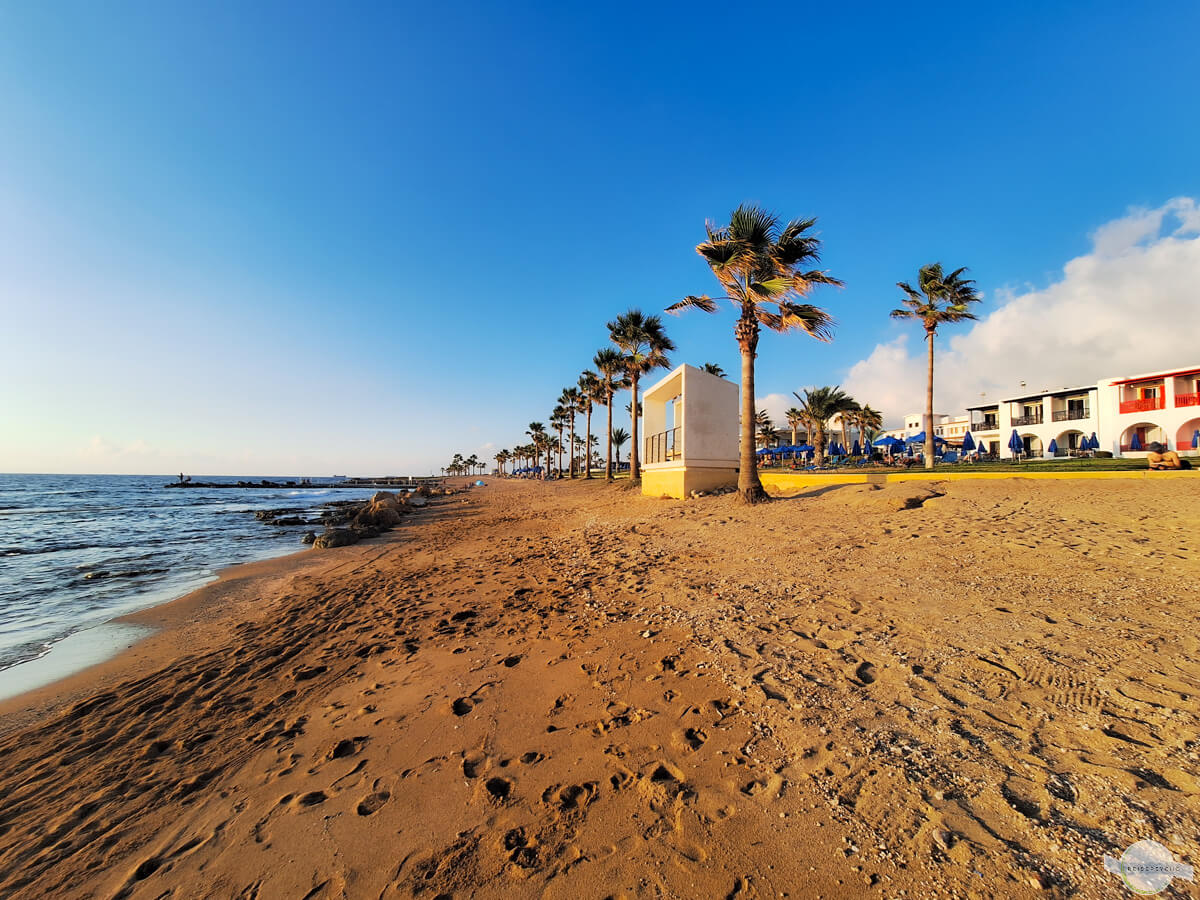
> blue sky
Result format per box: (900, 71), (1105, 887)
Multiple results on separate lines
(2, 1), (1198, 474)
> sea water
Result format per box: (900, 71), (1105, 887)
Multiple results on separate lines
(0, 474), (377, 699)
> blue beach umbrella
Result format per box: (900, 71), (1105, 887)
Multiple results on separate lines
(1047, 438), (1058, 455)
(797, 443), (814, 453)
(851, 440), (861, 456)
(907, 431), (947, 445)
(756, 446), (773, 455)
(1130, 432), (1142, 451)
(1008, 430), (1023, 456)
(961, 432), (976, 452)
(1088, 432), (1099, 450)
(873, 435), (902, 449)
(1192, 430), (1199, 449)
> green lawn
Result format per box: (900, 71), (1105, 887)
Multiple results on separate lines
(762, 456), (1151, 474)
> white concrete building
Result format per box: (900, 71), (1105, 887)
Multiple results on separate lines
(967, 385), (1099, 458)
(641, 364), (740, 498)
(1097, 365), (1200, 456)
(882, 412), (961, 444)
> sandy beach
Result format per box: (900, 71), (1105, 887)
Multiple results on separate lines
(0, 476), (1197, 899)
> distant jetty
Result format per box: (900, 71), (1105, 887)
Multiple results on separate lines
(165, 476), (448, 490)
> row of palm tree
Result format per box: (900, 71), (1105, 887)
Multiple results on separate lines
(444, 453), (484, 477)
(498, 204), (979, 494)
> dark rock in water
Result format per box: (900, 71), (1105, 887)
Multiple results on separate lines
(270, 516), (305, 527)
(82, 568), (168, 581)
(313, 528), (358, 549)
(301, 531), (317, 545)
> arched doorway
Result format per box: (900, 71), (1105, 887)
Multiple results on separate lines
(1056, 429), (1085, 456)
(1121, 422), (1165, 453)
(1020, 434), (1043, 457)
(1175, 418), (1200, 453)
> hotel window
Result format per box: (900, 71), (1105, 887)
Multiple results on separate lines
(1067, 397), (1086, 418)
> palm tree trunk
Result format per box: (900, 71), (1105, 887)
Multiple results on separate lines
(584, 407), (593, 478)
(791, 425), (797, 446)
(569, 415), (577, 478)
(925, 328), (935, 470)
(605, 393), (614, 482)
(629, 373), (640, 481)
(735, 318), (768, 503)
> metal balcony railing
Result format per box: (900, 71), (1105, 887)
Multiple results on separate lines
(1051, 409), (1090, 421)
(1011, 413), (1043, 426)
(1175, 392), (1200, 408)
(645, 427), (681, 464)
(970, 421), (998, 432)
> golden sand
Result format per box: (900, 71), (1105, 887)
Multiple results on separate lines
(0, 476), (1197, 898)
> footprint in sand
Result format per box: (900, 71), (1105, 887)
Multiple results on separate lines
(484, 777), (512, 802)
(356, 791), (390, 816)
(463, 750), (491, 778)
(854, 661), (877, 685)
(328, 736), (368, 760)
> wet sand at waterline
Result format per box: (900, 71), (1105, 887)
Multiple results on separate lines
(0, 476), (1197, 899)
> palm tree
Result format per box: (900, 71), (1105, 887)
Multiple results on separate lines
(451, 453), (464, 476)
(668, 204), (842, 503)
(702, 362), (726, 377)
(793, 386), (856, 465)
(559, 387), (582, 478)
(891, 263), (982, 469)
(754, 410), (777, 449)
(594, 347), (629, 482)
(785, 407), (805, 446)
(608, 310), (674, 482)
(857, 405), (883, 454)
(579, 370), (602, 479)
(757, 421), (780, 450)
(836, 400), (860, 455)
(611, 427), (630, 467)
(466, 453), (480, 476)
(550, 406), (568, 474)
(527, 422), (547, 478)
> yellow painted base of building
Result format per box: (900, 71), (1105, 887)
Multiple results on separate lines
(758, 468), (1192, 494)
(641, 466), (737, 499)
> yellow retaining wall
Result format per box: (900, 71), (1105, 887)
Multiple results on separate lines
(641, 466), (737, 499)
(758, 468), (1188, 494)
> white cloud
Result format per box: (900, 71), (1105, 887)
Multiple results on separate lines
(843, 197), (1200, 428)
(757, 393), (795, 427)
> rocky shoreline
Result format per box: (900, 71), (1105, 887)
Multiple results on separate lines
(253, 486), (464, 550)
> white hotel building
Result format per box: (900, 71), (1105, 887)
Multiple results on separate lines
(1098, 365), (1200, 455)
(960, 364), (1200, 459)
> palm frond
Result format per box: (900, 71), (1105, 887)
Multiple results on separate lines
(728, 204), (778, 245)
(666, 294), (718, 314)
(777, 302), (834, 340)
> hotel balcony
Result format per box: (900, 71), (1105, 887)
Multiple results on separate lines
(1051, 408), (1090, 421)
(1175, 392), (1200, 408)
(1011, 413), (1043, 426)
(970, 421), (998, 432)
(1119, 397), (1165, 414)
